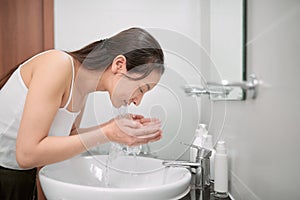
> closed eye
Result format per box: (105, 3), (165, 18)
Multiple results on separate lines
(139, 87), (144, 94)
(138, 84), (150, 94)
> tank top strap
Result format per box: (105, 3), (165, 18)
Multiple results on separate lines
(62, 54), (75, 109)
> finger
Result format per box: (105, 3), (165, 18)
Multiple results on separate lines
(139, 118), (152, 124)
(140, 119), (161, 127)
(119, 118), (142, 128)
(131, 114), (144, 119)
(148, 131), (163, 142)
(148, 118), (160, 122)
(121, 118), (161, 135)
(136, 130), (162, 139)
(125, 130), (162, 146)
(132, 123), (162, 137)
(133, 131), (162, 145)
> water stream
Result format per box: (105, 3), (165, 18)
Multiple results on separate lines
(104, 105), (142, 187)
(104, 143), (142, 187)
(162, 166), (170, 185)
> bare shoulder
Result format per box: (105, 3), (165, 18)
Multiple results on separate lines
(33, 50), (73, 74)
(33, 50), (74, 82)
(21, 50), (74, 91)
(19, 50), (74, 97)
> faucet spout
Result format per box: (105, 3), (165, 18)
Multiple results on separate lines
(162, 160), (202, 189)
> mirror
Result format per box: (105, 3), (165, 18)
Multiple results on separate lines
(202, 0), (247, 100)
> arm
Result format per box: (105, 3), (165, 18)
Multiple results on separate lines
(16, 51), (97, 168)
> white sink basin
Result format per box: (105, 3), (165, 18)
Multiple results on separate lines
(39, 155), (191, 200)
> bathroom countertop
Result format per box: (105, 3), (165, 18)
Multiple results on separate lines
(180, 183), (231, 200)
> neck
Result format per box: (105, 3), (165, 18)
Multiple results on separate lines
(73, 60), (106, 97)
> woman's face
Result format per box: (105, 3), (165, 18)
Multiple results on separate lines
(110, 70), (161, 108)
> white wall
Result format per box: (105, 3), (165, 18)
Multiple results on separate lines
(54, 0), (205, 159)
(201, 0), (300, 199)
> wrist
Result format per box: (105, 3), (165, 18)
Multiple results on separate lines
(98, 123), (111, 144)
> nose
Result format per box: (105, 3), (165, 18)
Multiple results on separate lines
(131, 94), (144, 106)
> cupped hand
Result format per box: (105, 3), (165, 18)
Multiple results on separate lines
(131, 114), (160, 126)
(102, 115), (162, 146)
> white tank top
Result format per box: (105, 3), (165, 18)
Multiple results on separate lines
(0, 50), (80, 170)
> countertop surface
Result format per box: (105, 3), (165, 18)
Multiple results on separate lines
(179, 183), (231, 200)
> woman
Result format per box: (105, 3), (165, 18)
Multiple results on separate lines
(0, 27), (164, 200)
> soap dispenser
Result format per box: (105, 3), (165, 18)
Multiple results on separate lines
(190, 123), (208, 162)
(214, 141), (228, 198)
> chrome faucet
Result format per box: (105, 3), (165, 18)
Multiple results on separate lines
(162, 144), (212, 189)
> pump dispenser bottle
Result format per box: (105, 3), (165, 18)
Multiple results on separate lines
(214, 141), (228, 198)
(190, 123), (208, 162)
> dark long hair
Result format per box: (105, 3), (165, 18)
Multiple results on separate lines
(0, 60), (27, 90)
(67, 27), (164, 80)
(0, 27), (164, 89)
(0, 67), (17, 89)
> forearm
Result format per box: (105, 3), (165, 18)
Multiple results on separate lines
(70, 124), (101, 136)
(17, 117), (162, 168)
(17, 125), (109, 168)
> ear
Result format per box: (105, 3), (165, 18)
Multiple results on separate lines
(111, 55), (127, 74)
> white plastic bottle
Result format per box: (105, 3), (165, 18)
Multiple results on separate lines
(214, 141), (229, 198)
(190, 123), (208, 162)
(201, 134), (215, 180)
